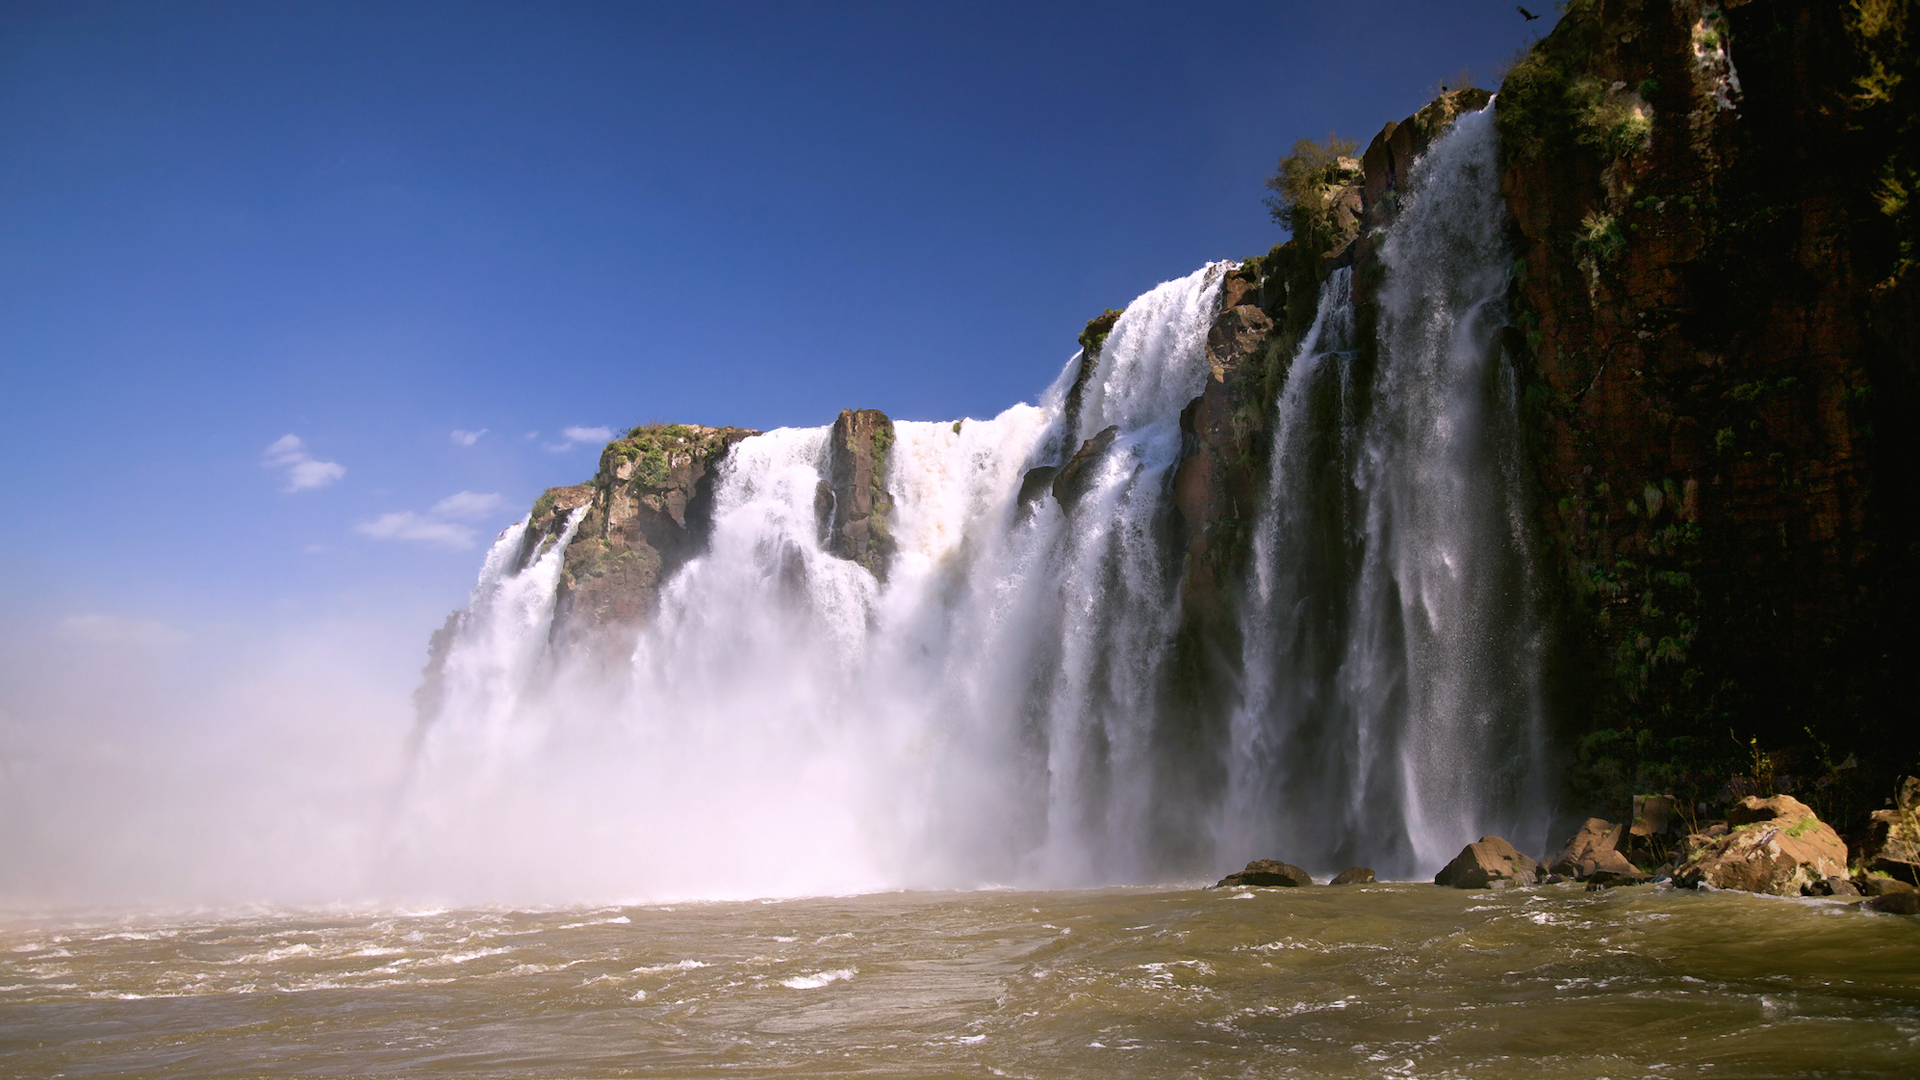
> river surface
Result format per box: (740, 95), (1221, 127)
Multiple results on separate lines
(3, 883), (1917, 1078)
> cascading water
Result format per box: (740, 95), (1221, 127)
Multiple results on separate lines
(398, 106), (1548, 900)
(1218, 103), (1549, 878)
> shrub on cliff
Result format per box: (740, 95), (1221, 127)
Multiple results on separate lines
(1263, 134), (1360, 243)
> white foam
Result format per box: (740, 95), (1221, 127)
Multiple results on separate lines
(781, 967), (856, 989)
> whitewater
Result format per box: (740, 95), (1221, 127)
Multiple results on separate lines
(391, 104), (1548, 903)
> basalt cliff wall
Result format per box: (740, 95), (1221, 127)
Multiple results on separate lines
(429, 0), (1916, 834)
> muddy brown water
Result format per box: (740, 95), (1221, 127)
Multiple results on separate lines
(3, 882), (1917, 1077)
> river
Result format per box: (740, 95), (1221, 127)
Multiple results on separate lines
(5, 882), (1917, 1077)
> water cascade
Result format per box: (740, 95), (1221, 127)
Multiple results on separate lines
(397, 104), (1548, 899)
(1217, 105), (1549, 878)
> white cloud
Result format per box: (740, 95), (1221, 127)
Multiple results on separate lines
(57, 614), (188, 648)
(547, 425), (614, 452)
(262, 434), (345, 492)
(354, 491), (507, 550)
(450, 429), (487, 447)
(430, 491), (506, 520)
(354, 512), (476, 549)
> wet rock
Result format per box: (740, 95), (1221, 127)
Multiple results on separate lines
(1434, 836), (1540, 889)
(1051, 425), (1119, 510)
(1861, 892), (1920, 915)
(822, 408), (897, 580)
(1673, 795), (1848, 897)
(1015, 465), (1059, 513)
(1585, 869), (1650, 890)
(1216, 860), (1314, 888)
(1811, 875), (1861, 898)
(1856, 875), (1916, 897)
(1329, 867), (1375, 886)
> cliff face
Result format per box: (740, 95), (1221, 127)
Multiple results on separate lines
(1496, 0), (1919, 823)
(529, 423), (758, 661)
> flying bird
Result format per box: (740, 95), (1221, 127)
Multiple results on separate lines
(1518, 5), (1541, 19)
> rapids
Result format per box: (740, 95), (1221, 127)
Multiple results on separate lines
(4, 886), (1918, 1078)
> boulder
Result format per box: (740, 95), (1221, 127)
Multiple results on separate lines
(1862, 892), (1920, 915)
(1811, 875), (1861, 898)
(1216, 859), (1314, 888)
(1673, 795), (1848, 896)
(1631, 795), (1679, 839)
(1585, 869), (1651, 890)
(1329, 867), (1375, 885)
(1434, 836), (1540, 889)
(1860, 776), (1920, 885)
(1548, 818), (1646, 882)
(1856, 875), (1916, 897)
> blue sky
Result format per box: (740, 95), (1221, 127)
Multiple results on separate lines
(0, 0), (1552, 664)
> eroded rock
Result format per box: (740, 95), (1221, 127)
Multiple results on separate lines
(1673, 795), (1848, 897)
(1549, 817), (1645, 882)
(1435, 836), (1540, 889)
(1330, 867), (1375, 886)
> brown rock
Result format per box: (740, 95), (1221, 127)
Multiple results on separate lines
(1329, 867), (1375, 886)
(1585, 868), (1652, 890)
(1549, 817), (1627, 877)
(1434, 836), (1540, 889)
(544, 425), (756, 666)
(1861, 776), (1920, 885)
(1500, 0), (1920, 834)
(1674, 797), (1848, 896)
(1726, 794), (1819, 827)
(1861, 892), (1920, 915)
(1814, 875), (1861, 898)
(1631, 795), (1678, 838)
(1051, 425), (1119, 510)
(1856, 875), (1916, 897)
(1216, 860), (1314, 888)
(821, 408), (897, 580)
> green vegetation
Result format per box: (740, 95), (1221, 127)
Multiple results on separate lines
(1078, 309), (1123, 357)
(1849, 0), (1918, 266)
(1263, 134), (1361, 251)
(1574, 211), (1627, 264)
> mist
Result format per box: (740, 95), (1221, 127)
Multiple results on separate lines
(0, 610), (413, 911)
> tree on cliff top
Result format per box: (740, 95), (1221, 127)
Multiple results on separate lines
(1263, 134), (1360, 237)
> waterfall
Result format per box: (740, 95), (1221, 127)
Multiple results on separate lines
(397, 108), (1548, 899)
(1219, 103), (1549, 878)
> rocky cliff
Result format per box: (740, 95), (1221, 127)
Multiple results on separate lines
(1495, 0), (1918, 828)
